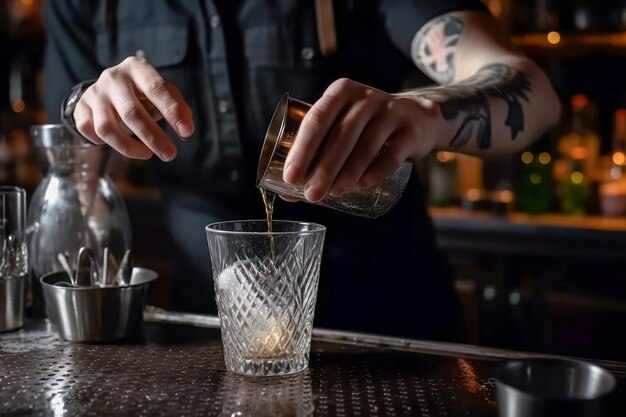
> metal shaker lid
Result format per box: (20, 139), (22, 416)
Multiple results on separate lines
(30, 124), (96, 149)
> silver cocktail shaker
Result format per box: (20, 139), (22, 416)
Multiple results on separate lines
(257, 93), (412, 218)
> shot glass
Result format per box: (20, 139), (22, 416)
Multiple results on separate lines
(206, 220), (326, 376)
(0, 186), (28, 332)
(257, 93), (412, 218)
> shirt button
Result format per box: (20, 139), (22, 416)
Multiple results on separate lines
(210, 15), (221, 28)
(301, 47), (315, 61)
(217, 100), (229, 114)
(230, 170), (240, 182)
(135, 49), (145, 58)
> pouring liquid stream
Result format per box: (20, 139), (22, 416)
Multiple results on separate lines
(260, 188), (277, 261)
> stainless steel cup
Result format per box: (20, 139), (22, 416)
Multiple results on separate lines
(0, 186), (28, 332)
(40, 268), (158, 342)
(0, 273), (26, 332)
(495, 358), (617, 417)
(257, 93), (412, 218)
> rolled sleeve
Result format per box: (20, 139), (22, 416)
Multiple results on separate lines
(380, 0), (489, 58)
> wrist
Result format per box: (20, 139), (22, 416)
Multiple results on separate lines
(393, 94), (448, 158)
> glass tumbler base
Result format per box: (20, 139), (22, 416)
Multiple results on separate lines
(225, 353), (309, 377)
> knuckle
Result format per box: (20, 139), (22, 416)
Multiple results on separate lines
(302, 110), (324, 135)
(121, 56), (135, 65)
(327, 78), (353, 95)
(75, 117), (92, 135)
(141, 133), (159, 148)
(162, 100), (181, 119)
(146, 77), (167, 96)
(99, 67), (117, 82)
(94, 120), (114, 138)
(335, 77), (353, 89)
(122, 55), (146, 67)
(80, 86), (96, 103)
(386, 99), (400, 112)
(118, 102), (141, 123)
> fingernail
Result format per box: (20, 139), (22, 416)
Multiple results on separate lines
(329, 186), (345, 197)
(283, 164), (299, 184)
(304, 183), (323, 202)
(176, 120), (194, 138)
(357, 179), (370, 190)
(163, 147), (177, 161)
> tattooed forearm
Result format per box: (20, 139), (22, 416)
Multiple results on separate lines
(412, 16), (464, 84)
(407, 63), (532, 150)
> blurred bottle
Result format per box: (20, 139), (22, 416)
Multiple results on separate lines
(428, 152), (458, 206)
(456, 154), (484, 204)
(610, 2), (626, 32)
(555, 94), (600, 215)
(5, 0), (43, 37)
(608, 109), (626, 181)
(561, 158), (591, 215)
(559, 0), (601, 33)
(0, 134), (12, 185)
(599, 109), (626, 216)
(517, 149), (553, 214)
(534, 0), (560, 32)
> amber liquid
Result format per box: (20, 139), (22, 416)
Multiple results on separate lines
(260, 188), (277, 259)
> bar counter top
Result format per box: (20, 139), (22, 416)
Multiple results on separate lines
(0, 309), (624, 416)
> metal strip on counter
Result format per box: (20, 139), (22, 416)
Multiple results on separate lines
(144, 306), (626, 375)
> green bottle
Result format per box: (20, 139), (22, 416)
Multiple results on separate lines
(517, 151), (553, 214)
(561, 159), (590, 215)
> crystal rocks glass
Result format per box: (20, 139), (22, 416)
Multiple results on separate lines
(206, 220), (326, 376)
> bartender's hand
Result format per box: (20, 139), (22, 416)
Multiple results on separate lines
(283, 78), (439, 202)
(73, 56), (195, 161)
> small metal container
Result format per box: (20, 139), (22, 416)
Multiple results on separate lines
(40, 268), (157, 342)
(495, 358), (617, 417)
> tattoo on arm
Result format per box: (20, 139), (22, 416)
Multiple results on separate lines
(412, 16), (464, 84)
(414, 63), (532, 150)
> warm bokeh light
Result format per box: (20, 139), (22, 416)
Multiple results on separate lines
(538, 152), (551, 165)
(467, 188), (482, 201)
(11, 99), (25, 113)
(499, 190), (513, 203)
(571, 94), (588, 110)
(571, 146), (588, 160)
(547, 31), (561, 45)
(436, 151), (456, 163)
(521, 151), (533, 164)
(613, 151), (626, 166)
(20, 0), (34, 5)
(571, 171), (584, 184)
